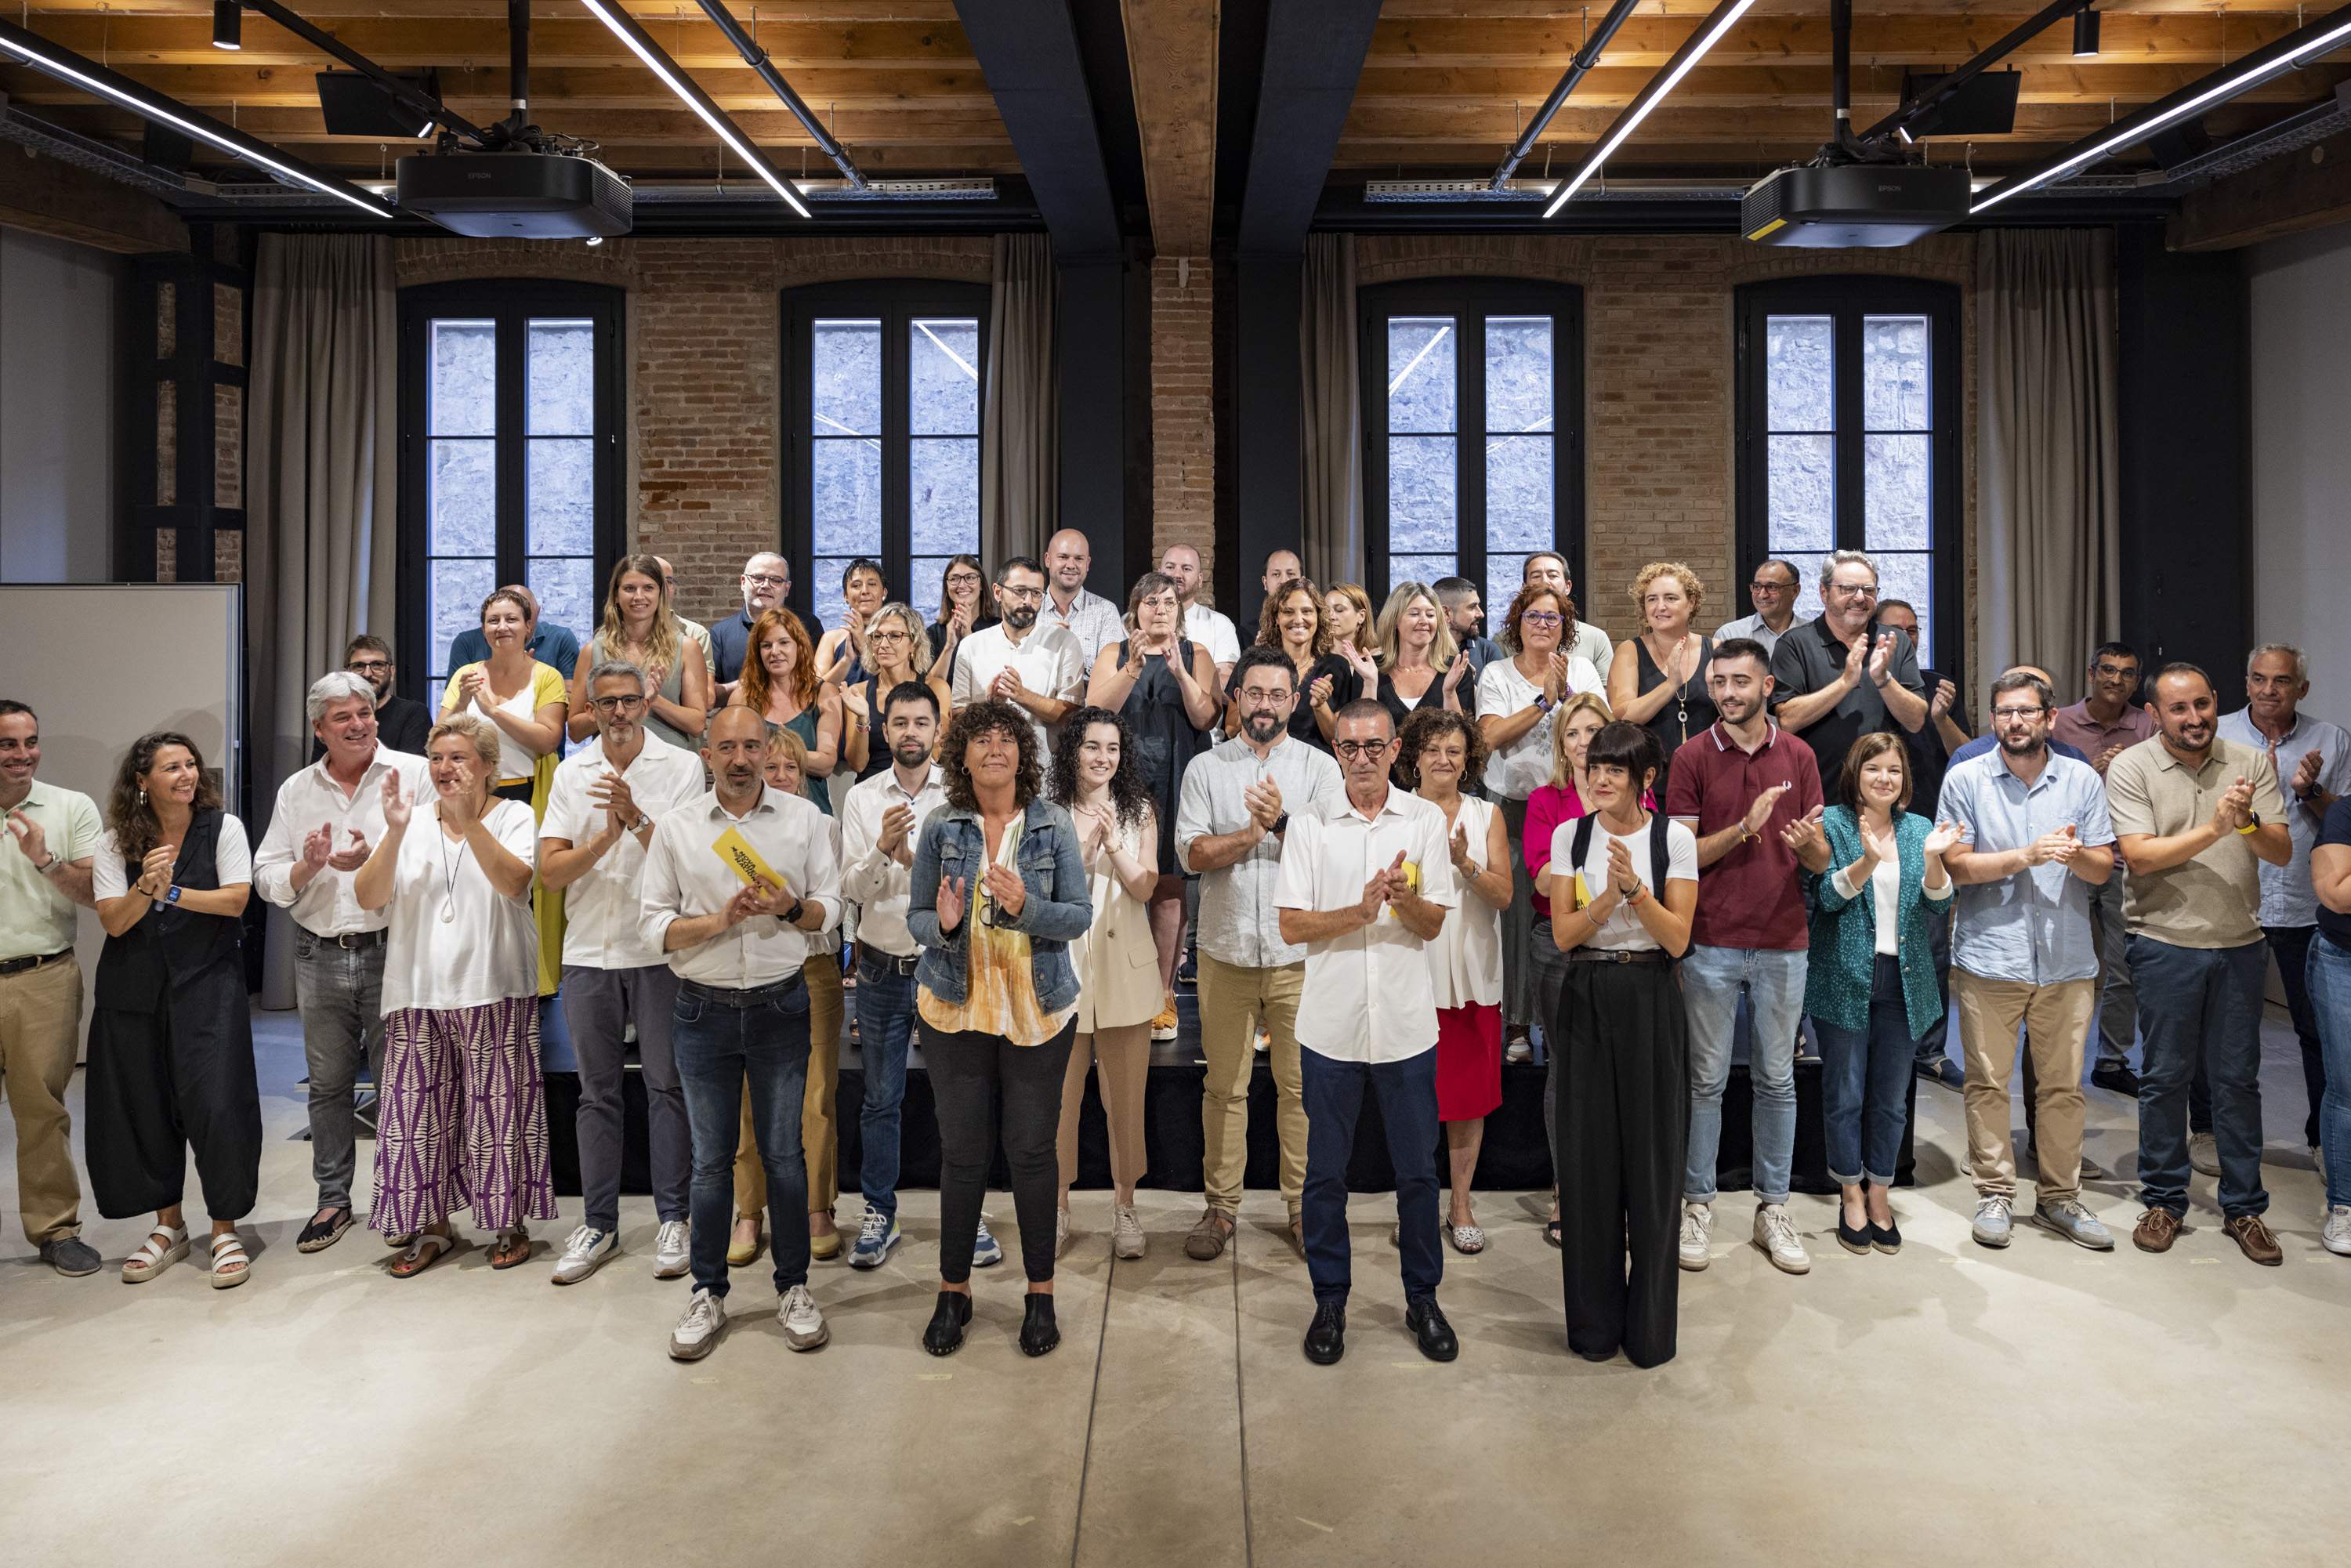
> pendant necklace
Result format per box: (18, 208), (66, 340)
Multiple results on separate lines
(437, 809), (461, 923)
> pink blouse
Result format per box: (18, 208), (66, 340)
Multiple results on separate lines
(1521, 780), (1656, 918)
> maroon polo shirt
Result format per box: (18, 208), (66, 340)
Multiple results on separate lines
(1663, 719), (1823, 951)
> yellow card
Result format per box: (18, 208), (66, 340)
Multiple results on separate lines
(712, 827), (787, 892)
(1571, 871), (1593, 911)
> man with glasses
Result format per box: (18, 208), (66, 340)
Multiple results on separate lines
(2052, 642), (2157, 1096)
(1175, 646), (1344, 1262)
(321, 636), (431, 757)
(1715, 559), (1802, 658)
(1161, 543), (1241, 687)
(949, 556), (1087, 755)
(1522, 551), (1615, 679)
(1939, 672), (2118, 1251)
(710, 552), (798, 704)
(1768, 549), (1928, 806)
(539, 660), (709, 1285)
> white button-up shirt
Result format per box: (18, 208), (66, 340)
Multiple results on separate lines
(839, 762), (949, 958)
(949, 621), (1088, 753)
(1176, 733), (1345, 969)
(639, 785), (842, 989)
(1041, 586), (1125, 667)
(1184, 603), (1243, 672)
(252, 746), (430, 937)
(541, 731), (708, 971)
(1274, 785), (1458, 1064)
(2216, 706), (2351, 929)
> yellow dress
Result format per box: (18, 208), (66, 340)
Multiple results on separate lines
(441, 659), (568, 996)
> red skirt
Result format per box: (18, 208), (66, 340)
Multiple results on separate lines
(1434, 1003), (1504, 1121)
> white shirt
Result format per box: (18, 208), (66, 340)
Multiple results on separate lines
(639, 785), (842, 988)
(1548, 814), (1698, 951)
(1275, 786), (1458, 1064)
(376, 798), (540, 1014)
(1041, 586), (1125, 666)
(540, 732), (708, 971)
(839, 763), (949, 958)
(252, 747), (431, 936)
(1831, 842), (1954, 955)
(1475, 654), (1605, 800)
(1426, 795), (1504, 1009)
(92, 815), (252, 901)
(1184, 603), (1243, 672)
(949, 621), (1087, 754)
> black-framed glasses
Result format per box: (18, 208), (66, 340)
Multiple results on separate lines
(1332, 740), (1391, 760)
(346, 659), (392, 675)
(1520, 611), (1564, 628)
(1992, 704), (2047, 722)
(998, 584), (1043, 602)
(589, 694), (648, 712)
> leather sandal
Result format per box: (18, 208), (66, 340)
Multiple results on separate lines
(489, 1228), (532, 1269)
(389, 1229), (453, 1278)
(121, 1224), (190, 1284)
(208, 1232), (252, 1289)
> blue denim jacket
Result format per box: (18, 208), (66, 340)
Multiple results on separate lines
(906, 798), (1093, 1014)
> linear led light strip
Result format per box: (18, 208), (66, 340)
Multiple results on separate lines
(1973, 7), (2351, 213)
(1544, 0), (1758, 218)
(581, 0), (810, 219)
(0, 20), (393, 218)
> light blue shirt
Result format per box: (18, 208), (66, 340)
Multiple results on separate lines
(1940, 748), (2115, 984)
(2216, 707), (2351, 929)
(1713, 611), (1793, 659)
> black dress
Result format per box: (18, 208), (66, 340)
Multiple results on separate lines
(84, 807), (263, 1222)
(926, 613), (1000, 673)
(1633, 635), (1717, 795)
(1375, 665), (1477, 731)
(1106, 637), (1209, 871)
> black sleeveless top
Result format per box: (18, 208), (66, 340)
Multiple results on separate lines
(1107, 637), (1209, 869)
(93, 807), (244, 1016)
(1634, 634), (1718, 794)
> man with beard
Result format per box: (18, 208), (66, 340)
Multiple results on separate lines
(1432, 578), (1504, 684)
(838, 682), (952, 1269)
(1769, 550), (1929, 802)
(252, 671), (431, 1251)
(321, 636), (431, 757)
(1174, 646), (1343, 1261)
(2107, 664), (2291, 1265)
(1661, 639), (1824, 1276)
(539, 660), (709, 1285)
(949, 556), (1086, 755)
(1938, 672), (2118, 1251)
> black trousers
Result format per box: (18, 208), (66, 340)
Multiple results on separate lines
(85, 977), (262, 1222)
(922, 1016), (1074, 1285)
(1554, 958), (1688, 1368)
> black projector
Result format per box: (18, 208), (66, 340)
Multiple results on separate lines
(1741, 164), (1973, 248)
(397, 150), (632, 239)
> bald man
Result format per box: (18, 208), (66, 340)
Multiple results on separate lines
(1041, 528), (1124, 664)
(1162, 543), (1241, 686)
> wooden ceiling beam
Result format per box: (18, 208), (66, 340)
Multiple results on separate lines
(1377, 0), (2319, 15)
(1119, 0), (1218, 254)
(21, 0), (959, 17)
(1351, 63), (2340, 107)
(0, 60), (1002, 110)
(37, 102), (1012, 144)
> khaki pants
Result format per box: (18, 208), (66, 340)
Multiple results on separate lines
(1058, 1023), (1152, 1198)
(734, 956), (843, 1219)
(1955, 971), (2094, 1205)
(0, 957), (84, 1244)
(1197, 954), (1306, 1215)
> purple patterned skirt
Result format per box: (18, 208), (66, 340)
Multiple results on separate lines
(371, 995), (556, 1235)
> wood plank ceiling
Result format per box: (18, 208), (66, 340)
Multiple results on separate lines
(3, 0), (2346, 202)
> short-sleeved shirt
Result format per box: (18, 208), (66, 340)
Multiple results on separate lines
(1041, 588), (1125, 666)
(540, 732), (709, 971)
(2105, 735), (2286, 951)
(1184, 604), (1243, 672)
(1275, 786), (1458, 1064)
(949, 622), (1088, 755)
(1902, 664), (1967, 813)
(1475, 652), (1605, 801)
(440, 661), (569, 786)
(1176, 733), (1345, 969)
(2318, 799), (2351, 951)
(1549, 813), (1699, 952)
(1940, 748), (2116, 984)
(0, 779), (101, 960)
(2050, 699), (2155, 767)
(92, 815), (252, 902)
(2215, 706), (2351, 929)
(1767, 614), (1926, 803)
(1663, 720), (1824, 951)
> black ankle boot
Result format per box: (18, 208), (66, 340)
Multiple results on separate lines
(923, 1291), (972, 1356)
(1019, 1291), (1060, 1356)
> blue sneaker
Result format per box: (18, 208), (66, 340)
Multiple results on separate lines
(973, 1216), (1005, 1269)
(848, 1206), (900, 1270)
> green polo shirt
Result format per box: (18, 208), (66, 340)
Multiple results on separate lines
(0, 779), (101, 960)
(2106, 735), (2285, 950)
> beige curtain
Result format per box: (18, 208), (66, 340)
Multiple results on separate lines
(1976, 229), (2120, 682)
(1299, 233), (1364, 587)
(980, 233), (1058, 565)
(244, 233), (398, 1005)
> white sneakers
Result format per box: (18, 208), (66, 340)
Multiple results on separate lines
(653, 1220), (690, 1280)
(669, 1288), (727, 1360)
(551, 1226), (617, 1285)
(778, 1284), (830, 1350)
(1752, 1203), (1812, 1274)
(1678, 1201), (1714, 1271)
(1113, 1204), (1147, 1260)
(2324, 1206), (2351, 1257)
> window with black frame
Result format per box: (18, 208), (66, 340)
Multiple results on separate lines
(1734, 276), (1962, 679)
(1359, 278), (1584, 614)
(397, 281), (624, 712)
(781, 281), (989, 643)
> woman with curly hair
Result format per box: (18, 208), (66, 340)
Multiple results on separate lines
(907, 699), (1092, 1356)
(86, 731), (261, 1287)
(1239, 577), (1357, 753)
(1046, 707), (1163, 1260)
(1607, 561), (1717, 798)
(1400, 708), (1512, 1253)
(733, 607), (843, 816)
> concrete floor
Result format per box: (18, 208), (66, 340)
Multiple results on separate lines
(1, 1009), (2343, 1568)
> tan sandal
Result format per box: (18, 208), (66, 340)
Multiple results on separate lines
(121, 1224), (189, 1283)
(208, 1231), (252, 1289)
(489, 1228), (532, 1269)
(389, 1229), (453, 1278)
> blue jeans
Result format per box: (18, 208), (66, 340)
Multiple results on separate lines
(853, 949), (919, 1219)
(672, 975), (813, 1298)
(1679, 944), (1804, 1205)
(1299, 1045), (1441, 1308)
(2128, 935), (2269, 1221)
(2307, 932), (2351, 1210)
(1812, 955), (1917, 1188)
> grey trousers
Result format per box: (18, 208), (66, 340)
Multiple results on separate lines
(563, 963), (690, 1232)
(292, 931), (386, 1211)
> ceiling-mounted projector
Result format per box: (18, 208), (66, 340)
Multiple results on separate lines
(1741, 164), (1972, 248)
(397, 150), (631, 238)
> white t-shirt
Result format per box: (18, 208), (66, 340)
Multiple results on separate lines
(1475, 654), (1605, 799)
(1184, 603), (1243, 670)
(1547, 813), (1697, 951)
(92, 815), (253, 900)
(378, 798), (541, 1015)
(949, 621), (1087, 753)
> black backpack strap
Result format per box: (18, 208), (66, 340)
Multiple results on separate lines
(1649, 813), (1672, 893)
(1570, 812), (1596, 884)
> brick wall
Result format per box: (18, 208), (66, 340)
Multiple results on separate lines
(1150, 256), (1216, 601)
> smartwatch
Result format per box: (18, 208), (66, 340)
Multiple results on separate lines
(781, 897), (806, 927)
(165, 885), (183, 905)
(2236, 813), (2262, 836)
(1532, 694), (1555, 714)
(1270, 812), (1290, 835)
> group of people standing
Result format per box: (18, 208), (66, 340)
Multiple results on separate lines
(2, 531), (2346, 1374)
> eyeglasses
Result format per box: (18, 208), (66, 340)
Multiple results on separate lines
(1520, 611), (1564, 628)
(1991, 705), (2047, 721)
(744, 574), (787, 588)
(2092, 663), (2139, 680)
(946, 572), (984, 588)
(1749, 579), (1796, 594)
(998, 585), (1043, 602)
(589, 694), (648, 713)
(1332, 741), (1391, 760)
(869, 628), (909, 644)
(1825, 583), (1878, 600)
(346, 659), (391, 675)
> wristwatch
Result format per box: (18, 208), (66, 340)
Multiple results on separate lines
(33, 850), (58, 873)
(165, 885), (183, 905)
(780, 897), (806, 927)
(2236, 813), (2262, 836)
(1532, 694), (1555, 713)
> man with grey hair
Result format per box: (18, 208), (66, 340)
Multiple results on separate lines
(1715, 557), (1802, 657)
(1767, 549), (1929, 806)
(709, 551), (798, 703)
(2217, 641), (2351, 1173)
(540, 658), (710, 1284)
(253, 669), (430, 1251)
